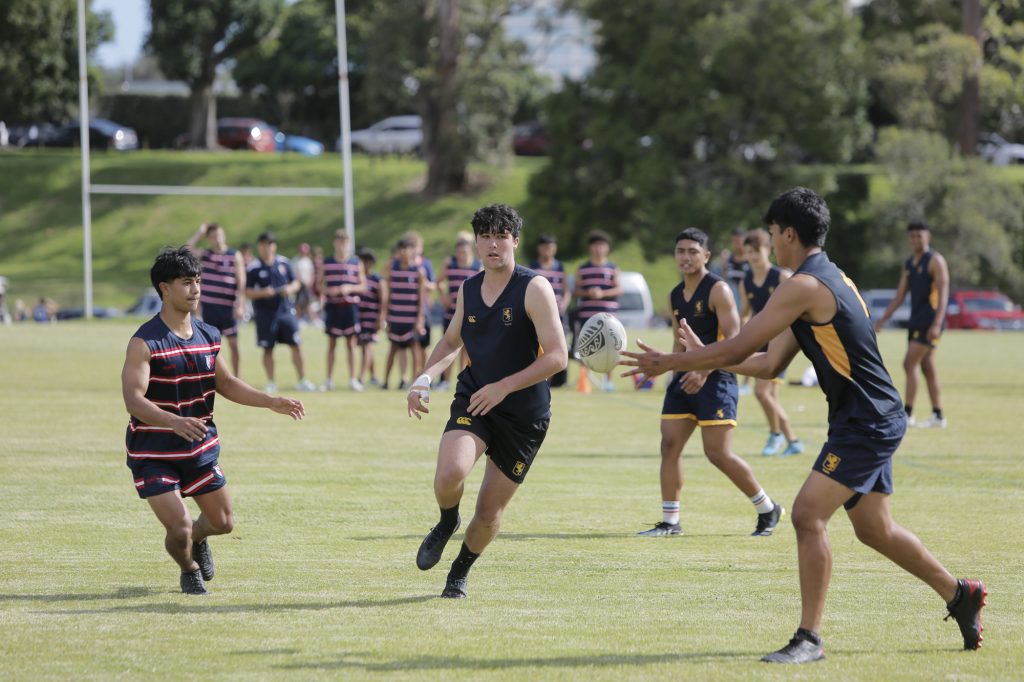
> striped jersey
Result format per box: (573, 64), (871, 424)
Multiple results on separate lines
(790, 252), (903, 425)
(387, 262), (423, 326)
(576, 260), (619, 320)
(906, 250), (940, 328)
(199, 249), (239, 309)
(358, 273), (382, 331)
(529, 258), (567, 302)
(458, 266), (550, 421)
(670, 271), (733, 380)
(442, 256), (482, 315)
(125, 315), (221, 465)
(323, 255), (362, 306)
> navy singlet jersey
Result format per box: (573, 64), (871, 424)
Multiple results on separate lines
(458, 265), (550, 421)
(906, 250), (939, 328)
(790, 252), (903, 426)
(670, 271), (734, 380)
(125, 315), (221, 465)
(744, 266), (783, 352)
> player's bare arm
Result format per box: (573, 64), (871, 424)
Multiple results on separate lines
(929, 252), (949, 339)
(739, 280), (752, 323)
(415, 269), (428, 334)
(233, 255), (246, 319)
(677, 317), (802, 381)
(407, 287), (466, 419)
(875, 267), (909, 331)
(466, 276), (567, 417)
(121, 337), (208, 442)
(622, 274), (825, 378)
(213, 357), (305, 420)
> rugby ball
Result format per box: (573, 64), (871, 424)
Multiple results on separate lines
(576, 313), (627, 373)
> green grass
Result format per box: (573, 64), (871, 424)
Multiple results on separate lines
(1, 321), (1021, 680)
(0, 150), (681, 311)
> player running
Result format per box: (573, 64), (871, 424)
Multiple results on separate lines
(637, 227), (783, 538)
(623, 187), (985, 663)
(122, 247), (304, 595)
(406, 204), (567, 599)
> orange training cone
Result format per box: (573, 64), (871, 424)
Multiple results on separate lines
(576, 367), (592, 394)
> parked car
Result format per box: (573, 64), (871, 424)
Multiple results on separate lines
(55, 305), (124, 320)
(7, 123), (63, 148)
(215, 118), (276, 152)
(49, 119), (139, 151)
(125, 290), (162, 317)
(512, 120), (551, 156)
(946, 290), (1024, 330)
(345, 115), (422, 155)
(270, 127), (324, 156)
(862, 288), (911, 329)
(977, 133), (1024, 166)
(566, 271), (657, 329)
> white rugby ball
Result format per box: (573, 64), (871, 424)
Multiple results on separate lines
(576, 313), (628, 373)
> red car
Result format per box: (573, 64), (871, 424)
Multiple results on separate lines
(215, 118), (276, 152)
(945, 290), (1024, 330)
(512, 121), (551, 156)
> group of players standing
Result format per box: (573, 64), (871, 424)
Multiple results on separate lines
(121, 189), (981, 665)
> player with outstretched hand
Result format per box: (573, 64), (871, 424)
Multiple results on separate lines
(122, 247), (305, 595)
(621, 187), (985, 663)
(406, 204), (567, 599)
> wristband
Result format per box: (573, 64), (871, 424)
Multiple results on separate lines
(413, 373), (431, 389)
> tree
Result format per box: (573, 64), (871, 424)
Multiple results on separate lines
(147, 0), (281, 149)
(0, 0), (112, 123)
(528, 0), (869, 257)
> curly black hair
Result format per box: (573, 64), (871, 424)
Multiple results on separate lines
(762, 187), (830, 248)
(470, 204), (523, 240)
(150, 246), (201, 299)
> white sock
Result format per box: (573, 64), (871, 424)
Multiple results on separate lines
(749, 489), (774, 514)
(662, 501), (680, 525)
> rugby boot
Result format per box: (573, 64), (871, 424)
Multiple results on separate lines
(762, 630), (825, 663)
(762, 432), (785, 456)
(945, 578), (987, 650)
(752, 503), (784, 536)
(180, 569), (208, 595)
(781, 439), (805, 456)
(637, 521), (683, 537)
(192, 538), (214, 581)
(441, 575), (468, 599)
(416, 515), (461, 571)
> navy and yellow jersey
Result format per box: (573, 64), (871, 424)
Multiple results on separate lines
(246, 256), (295, 316)
(442, 256), (483, 315)
(323, 255), (362, 306)
(198, 249), (239, 309)
(457, 265), (550, 421)
(906, 250), (940, 328)
(529, 258), (567, 303)
(576, 260), (619, 320)
(744, 266), (783, 352)
(670, 272), (734, 381)
(790, 252), (903, 426)
(125, 315), (221, 465)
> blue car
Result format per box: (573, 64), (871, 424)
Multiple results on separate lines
(271, 128), (324, 156)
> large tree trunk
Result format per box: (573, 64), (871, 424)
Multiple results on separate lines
(423, 0), (467, 196)
(958, 0), (981, 157)
(187, 81), (218, 149)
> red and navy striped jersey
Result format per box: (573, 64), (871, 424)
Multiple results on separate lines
(576, 260), (619, 320)
(323, 255), (362, 306)
(442, 256), (482, 314)
(529, 259), (567, 301)
(358, 273), (382, 330)
(387, 263), (423, 326)
(125, 315), (221, 464)
(199, 249), (239, 309)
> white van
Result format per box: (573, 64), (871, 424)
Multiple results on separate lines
(616, 271), (655, 328)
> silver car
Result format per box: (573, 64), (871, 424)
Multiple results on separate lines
(344, 115), (423, 155)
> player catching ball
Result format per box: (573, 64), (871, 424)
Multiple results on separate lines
(406, 204), (568, 599)
(622, 188), (985, 663)
(122, 247), (305, 595)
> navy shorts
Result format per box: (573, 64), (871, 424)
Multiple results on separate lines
(908, 324), (941, 349)
(255, 311), (301, 349)
(444, 394), (550, 484)
(128, 458), (226, 499)
(813, 414), (906, 509)
(324, 304), (360, 338)
(388, 321), (416, 346)
(416, 322), (432, 348)
(201, 303), (238, 337)
(661, 370), (738, 426)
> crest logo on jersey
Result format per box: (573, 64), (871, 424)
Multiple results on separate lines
(502, 308), (513, 325)
(206, 355), (215, 369)
(456, 416), (472, 426)
(768, 287), (775, 295)
(695, 301), (704, 315)
(468, 315), (476, 324)
(513, 461), (525, 476)
(823, 453), (841, 474)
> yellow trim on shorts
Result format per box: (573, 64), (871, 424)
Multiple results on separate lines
(662, 413), (697, 421)
(697, 418), (737, 427)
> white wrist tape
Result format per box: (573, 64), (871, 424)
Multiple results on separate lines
(411, 374), (431, 402)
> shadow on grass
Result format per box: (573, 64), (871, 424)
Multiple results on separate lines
(43, 594), (436, 615)
(271, 650), (754, 672)
(0, 586), (155, 602)
(351, 531), (630, 542)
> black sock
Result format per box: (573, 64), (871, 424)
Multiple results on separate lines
(947, 580), (963, 608)
(795, 628), (822, 646)
(439, 504), (460, 531)
(933, 408), (943, 420)
(447, 542), (480, 580)
(905, 405), (913, 417)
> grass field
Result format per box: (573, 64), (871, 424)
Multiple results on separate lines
(1, 320), (1021, 681)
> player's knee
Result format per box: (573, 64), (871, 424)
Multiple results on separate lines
(754, 383), (772, 402)
(702, 447), (728, 467)
(789, 505), (822, 535)
(660, 438), (683, 459)
(212, 512), (234, 535)
(902, 356), (917, 373)
(166, 517), (193, 544)
(852, 519), (889, 548)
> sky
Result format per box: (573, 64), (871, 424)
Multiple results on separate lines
(90, 0), (594, 81)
